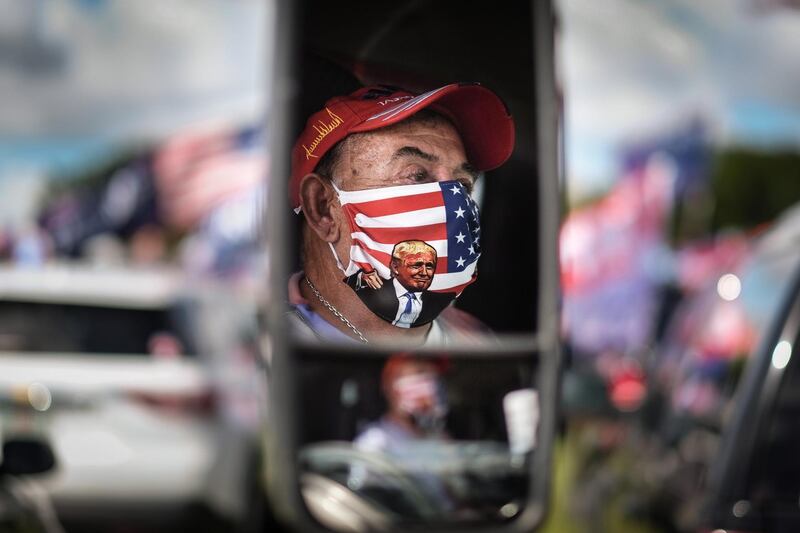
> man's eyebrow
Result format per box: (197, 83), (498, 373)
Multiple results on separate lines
(392, 146), (479, 182)
(392, 146), (438, 162)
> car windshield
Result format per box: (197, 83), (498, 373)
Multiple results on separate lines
(739, 214), (800, 337)
(0, 300), (193, 355)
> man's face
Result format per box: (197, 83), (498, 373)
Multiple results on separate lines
(333, 118), (476, 191)
(392, 250), (436, 291)
(387, 360), (440, 414)
(329, 118), (477, 261)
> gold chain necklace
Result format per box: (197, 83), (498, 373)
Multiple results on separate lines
(304, 277), (368, 343)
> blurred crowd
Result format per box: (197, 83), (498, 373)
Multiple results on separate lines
(0, 122), (266, 286)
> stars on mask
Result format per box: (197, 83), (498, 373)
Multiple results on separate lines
(442, 180), (482, 273)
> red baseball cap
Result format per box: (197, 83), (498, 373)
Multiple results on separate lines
(381, 353), (450, 391)
(290, 82), (515, 207)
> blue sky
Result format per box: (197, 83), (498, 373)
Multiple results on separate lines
(557, 0), (800, 202)
(0, 0), (266, 229)
(0, 138), (115, 178)
(0, 0), (265, 180)
(4, 0), (800, 203)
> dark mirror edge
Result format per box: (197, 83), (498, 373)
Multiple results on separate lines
(288, 336), (547, 357)
(522, 0), (561, 530)
(262, 0), (303, 527)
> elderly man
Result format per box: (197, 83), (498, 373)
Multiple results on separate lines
(287, 83), (514, 344)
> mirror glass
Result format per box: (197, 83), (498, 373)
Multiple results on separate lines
(282, 0), (542, 347)
(296, 348), (539, 530)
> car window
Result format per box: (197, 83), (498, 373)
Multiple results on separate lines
(0, 300), (193, 356)
(739, 217), (800, 340)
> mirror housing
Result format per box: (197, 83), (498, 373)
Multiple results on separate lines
(262, 0), (561, 530)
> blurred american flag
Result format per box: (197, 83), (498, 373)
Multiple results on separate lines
(154, 124), (266, 231)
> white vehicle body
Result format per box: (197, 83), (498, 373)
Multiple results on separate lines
(0, 264), (260, 527)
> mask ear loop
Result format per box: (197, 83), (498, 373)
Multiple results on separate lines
(328, 242), (348, 274)
(325, 182), (351, 275)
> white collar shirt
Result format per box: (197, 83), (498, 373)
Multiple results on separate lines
(391, 278), (423, 328)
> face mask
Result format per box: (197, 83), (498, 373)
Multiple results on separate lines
(330, 180), (481, 328)
(393, 372), (448, 434)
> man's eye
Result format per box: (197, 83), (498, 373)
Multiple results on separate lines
(405, 169), (429, 183)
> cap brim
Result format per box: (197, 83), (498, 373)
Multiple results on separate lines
(351, 83), (515, 172)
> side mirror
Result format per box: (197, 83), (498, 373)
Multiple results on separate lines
(0, 436), (57, 476)
(261, 0), (561, 531)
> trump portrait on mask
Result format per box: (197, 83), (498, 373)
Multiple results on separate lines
(346, 240), (455, 328)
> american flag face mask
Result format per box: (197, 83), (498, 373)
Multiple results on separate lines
(330, 180), (481, 328)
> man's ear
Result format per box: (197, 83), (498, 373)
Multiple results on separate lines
(298, 174), (340, 242)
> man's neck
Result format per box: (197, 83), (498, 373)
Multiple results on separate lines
(385, 410), (421, 437)
(302, 239), (431, 343)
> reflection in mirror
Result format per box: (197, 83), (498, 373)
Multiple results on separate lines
(296, 349), (539, 531)
(282, 0), (542, 347)
(286, 81), (525, 347)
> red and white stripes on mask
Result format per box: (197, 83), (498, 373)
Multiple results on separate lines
(331, 180), (481, 295)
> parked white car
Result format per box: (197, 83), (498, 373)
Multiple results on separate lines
(0, 264), (264, 531)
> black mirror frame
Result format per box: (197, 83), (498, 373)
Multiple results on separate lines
(262, 0), (562, 531)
